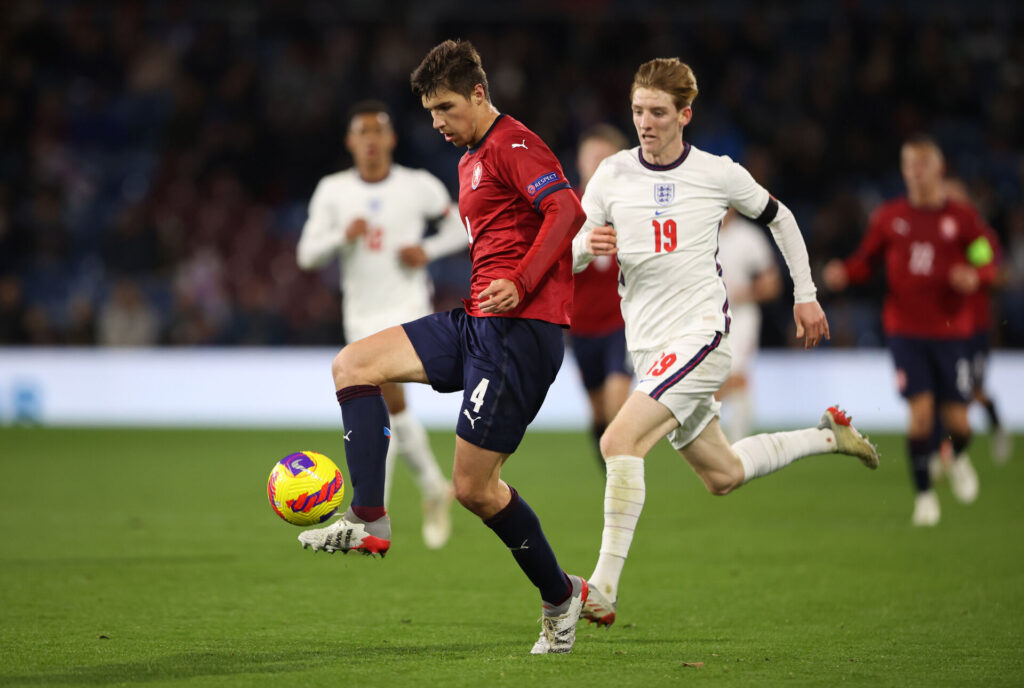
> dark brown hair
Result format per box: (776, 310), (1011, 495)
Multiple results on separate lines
(410, 39), (490, 101)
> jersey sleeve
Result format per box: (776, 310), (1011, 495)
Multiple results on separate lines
(572, 161), (611, 272)
(722, 158), (772, 221)
(417, 170), (454, 221)
(416, 171), (468, 260)
(297, 178), (343, 269)
(492, 131), (572, 211)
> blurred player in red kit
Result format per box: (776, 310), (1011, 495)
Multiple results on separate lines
(824, 135), (998, 526)
(569, 125), (633, 464)
(296, 39), (590, 654)
(944, 177), (1012, 466)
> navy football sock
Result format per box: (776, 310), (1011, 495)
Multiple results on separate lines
(982, 399), (1001, 429)
(950, 432), (971, 457)
(336, 385), (391, 520)
(908, 437), (931, 492)
(484, 486), (572, 605)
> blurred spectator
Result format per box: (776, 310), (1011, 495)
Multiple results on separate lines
(97, 279), (160, 346)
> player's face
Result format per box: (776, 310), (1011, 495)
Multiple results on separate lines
(421, 86), (483, 148)
(577, 138), (619, 189)
(632, 87), (691, 161)
(346, 113), (396, 169)
(900, 144), (944, 197)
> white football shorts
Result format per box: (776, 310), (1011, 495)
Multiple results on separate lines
(632, 330), (732, 450)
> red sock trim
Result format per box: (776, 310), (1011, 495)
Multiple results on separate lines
(351, 505), (387, 522)
(482, 486), (520, 527)
(336, 385), (382, 405)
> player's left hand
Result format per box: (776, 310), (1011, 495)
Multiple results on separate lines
(793, 301), (830, 349)
(398, 245), (428, 267)
(479, 278), (520, 314)
(949, 264), (980, 294)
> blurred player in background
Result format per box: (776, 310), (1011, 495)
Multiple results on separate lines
(573, 58), (879, 627)
(297, 100), (466, 549)
(945, 177), (1011, 466)
(297, 41), (590, 654)
(715, 209), (781, 441)
(824, 136), (997, 526)
(569, 124), (633, 464)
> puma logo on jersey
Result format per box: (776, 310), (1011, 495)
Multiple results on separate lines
(511, 140), (528, 149)
(343, 430), (352, 441)
(462, 410), (482, 429)
(509, 539), (530, 551)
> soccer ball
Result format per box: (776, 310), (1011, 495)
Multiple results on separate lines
(267, 451), (345, 526)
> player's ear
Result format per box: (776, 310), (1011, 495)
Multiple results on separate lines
(680, 106), (693, 127)
(472, 83), (486, 105)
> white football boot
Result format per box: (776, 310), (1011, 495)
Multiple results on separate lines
(912, 490), (941, 527)
(818, 406), (880, 469)
(421, 483), (454, 550)
(530, 575), (589, 655)
(581, 583), (617, 627)
(948, 455), (979, 504)
(298, 507), (391, 557)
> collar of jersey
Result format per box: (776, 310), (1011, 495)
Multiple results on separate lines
(467, 113), (506, 152)
(638, 141), (691, 171)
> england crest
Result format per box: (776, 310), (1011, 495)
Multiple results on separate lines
(654, 183), (675, 206)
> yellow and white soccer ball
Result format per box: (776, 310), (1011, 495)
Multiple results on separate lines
(267, 451), (345, 526)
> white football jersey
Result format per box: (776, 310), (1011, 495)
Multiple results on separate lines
(297, 164), (467, 340)
(578, 144), (779, 351)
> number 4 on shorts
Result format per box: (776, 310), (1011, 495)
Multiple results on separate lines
(470, 378), (490, 413)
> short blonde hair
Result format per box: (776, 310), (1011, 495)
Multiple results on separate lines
(630, 58), (698, 110)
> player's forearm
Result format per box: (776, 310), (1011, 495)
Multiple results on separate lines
(766, 200), (817, 303)
(510, 189), (586, 297)
(422, 209), (469, 261)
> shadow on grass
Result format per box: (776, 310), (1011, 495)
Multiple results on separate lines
(0, 643), (497, 686)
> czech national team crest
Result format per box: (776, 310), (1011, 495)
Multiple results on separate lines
(471, 162), (483, 190)
(654, 183), (675, 206)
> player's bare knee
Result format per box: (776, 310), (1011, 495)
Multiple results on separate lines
(599, 431), (634, 459)
(332, 346), (371, 388)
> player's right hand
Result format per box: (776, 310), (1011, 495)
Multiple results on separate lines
(949, 264), (980, 294)
(588, 225), (617, 256)
(345, 218), (369, 242)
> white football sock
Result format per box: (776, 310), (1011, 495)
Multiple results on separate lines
(589, 455), (645, 603)
(390, 409), (447, 500)
(732, 427), (835, 483)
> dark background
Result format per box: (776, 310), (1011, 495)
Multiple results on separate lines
(1, 0), (1021, 348)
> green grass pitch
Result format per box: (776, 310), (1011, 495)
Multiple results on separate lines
(1, 427), (1022, 687)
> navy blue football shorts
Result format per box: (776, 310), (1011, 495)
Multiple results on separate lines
(887, 336), (971, 403)
(966, 332), (990, 391)
(402, 308), (565, 454)
(569, 328), (633, 391)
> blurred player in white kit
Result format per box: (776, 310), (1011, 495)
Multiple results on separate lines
(715, 209), (781, 441)
(297, 100), (467, 548)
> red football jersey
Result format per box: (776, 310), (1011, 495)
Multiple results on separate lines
(966, 223), (1003, 333)
(457, 115), (574, 325)
(844, 198), (996, 338)
(570, 255), (624, 335)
